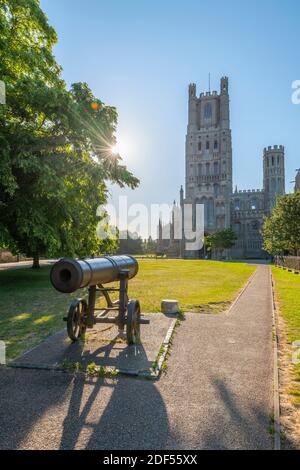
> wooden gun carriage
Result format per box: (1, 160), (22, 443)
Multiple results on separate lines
(50, 255), (149, 345)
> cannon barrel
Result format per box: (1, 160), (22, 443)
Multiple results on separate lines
(50, 255), (138, 293)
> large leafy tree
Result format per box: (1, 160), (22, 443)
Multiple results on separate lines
(117, 231), (144, 255)
(0, 0), (138, 267)
(262, 192), (300, 255)
(205, 229), (237, 258)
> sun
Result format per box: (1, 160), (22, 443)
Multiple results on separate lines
(110, 143), (119, 155)
(110, 136), (131, 158)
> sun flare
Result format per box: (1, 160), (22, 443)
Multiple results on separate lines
(110, 144), (119, 155)
(110, 135), (132, 158)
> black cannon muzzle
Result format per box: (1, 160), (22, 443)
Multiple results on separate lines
(50, 255), (138, 293)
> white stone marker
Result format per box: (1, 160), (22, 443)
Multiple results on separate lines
(161, 299), (179, 314)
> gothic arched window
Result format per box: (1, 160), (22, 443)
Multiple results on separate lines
(208, 198), (214, 223)
(204, 103), (212, 119)
(214, 184), (220, 197)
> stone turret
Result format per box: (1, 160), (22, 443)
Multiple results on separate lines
(188, 83), (197, 132)
(263, 145), (285, 210)
(295, 169), (300, 192)
(220, 77), (230, 129)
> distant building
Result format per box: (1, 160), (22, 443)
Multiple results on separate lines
(158, 77), (286, 259)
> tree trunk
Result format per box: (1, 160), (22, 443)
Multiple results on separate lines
(32, 253), (40, 269)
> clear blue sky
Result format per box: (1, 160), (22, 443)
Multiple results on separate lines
(41, 0), (300, 212)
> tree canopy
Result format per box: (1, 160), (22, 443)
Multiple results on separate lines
(117, 231), (144, 255)
(262, 192), (300, 255)
(205, 229), (237, 257)
(0, 0), (139, 266)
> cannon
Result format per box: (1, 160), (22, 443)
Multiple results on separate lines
(50, 255), (149, 345)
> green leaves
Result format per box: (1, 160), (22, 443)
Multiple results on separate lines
(0, 0), (139, 262)
(262, 192), (300, 255)
(205, 229), (237, 252)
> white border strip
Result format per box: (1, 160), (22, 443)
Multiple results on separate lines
(153, 318), (177, 378)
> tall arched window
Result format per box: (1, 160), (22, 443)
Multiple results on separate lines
(204, 103), (212, 119)
(214, 184), (220, 197)
(208, 198), (214, 224)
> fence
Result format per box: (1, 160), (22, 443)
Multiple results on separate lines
(274, 256), (300, 273)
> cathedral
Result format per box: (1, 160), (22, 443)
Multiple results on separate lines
(158, 77), (286, 259)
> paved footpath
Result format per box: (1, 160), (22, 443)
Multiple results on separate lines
(0, 259), (54, 271)
(0, 265), (273, 450)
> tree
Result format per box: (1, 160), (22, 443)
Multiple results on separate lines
(143, 236), (157, 254)
(117, 231), (144, 255)
(205, 229), (237, 259)
(0, 0), (138, 267)
(262, 192), (300, 255)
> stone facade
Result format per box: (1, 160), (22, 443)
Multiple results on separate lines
(158, 77), (286, 259)
(231, 144), (285, 259)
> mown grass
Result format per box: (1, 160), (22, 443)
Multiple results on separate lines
(272, 267), (300, 405)
(126, 259), (255, 313)
(0, 267), (76, 360)
(0, 260), (255, 360)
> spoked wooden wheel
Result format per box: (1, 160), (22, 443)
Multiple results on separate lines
(126, 300), (141, 345)
(67, 299), (87, 342)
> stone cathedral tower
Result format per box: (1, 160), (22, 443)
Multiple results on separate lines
(184, 77), (232, 237)
(180, 76), (286, 259)
(158, 76), (287, 259)
(263, 145), (285, 210)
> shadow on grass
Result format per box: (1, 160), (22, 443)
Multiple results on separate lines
(0, 267), (77, 359)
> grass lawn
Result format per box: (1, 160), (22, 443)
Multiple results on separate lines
(272, 267), (300, 404)
(0, 260), (255, 360)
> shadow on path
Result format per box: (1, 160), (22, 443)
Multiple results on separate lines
(197, 378), (272, 449)
(0, 346), (169, 449)
(59, 342), (168, 450)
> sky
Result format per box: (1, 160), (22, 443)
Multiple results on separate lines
(41, 0), (300, 234)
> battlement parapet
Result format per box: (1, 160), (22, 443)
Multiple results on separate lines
(264, 145), (284, 154)
(199, 91), (219, 99)
(236, 189), (264, 195)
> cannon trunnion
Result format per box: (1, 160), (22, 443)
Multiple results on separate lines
(50, 255), (149, 345)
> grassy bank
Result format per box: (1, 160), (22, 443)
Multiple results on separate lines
(272, 267), (300, 405)
(0, 260), (255, 360)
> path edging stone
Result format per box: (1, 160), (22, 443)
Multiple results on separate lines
(270, 268), (281, 450)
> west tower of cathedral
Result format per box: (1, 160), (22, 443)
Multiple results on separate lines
(158, 77), (286, 259)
